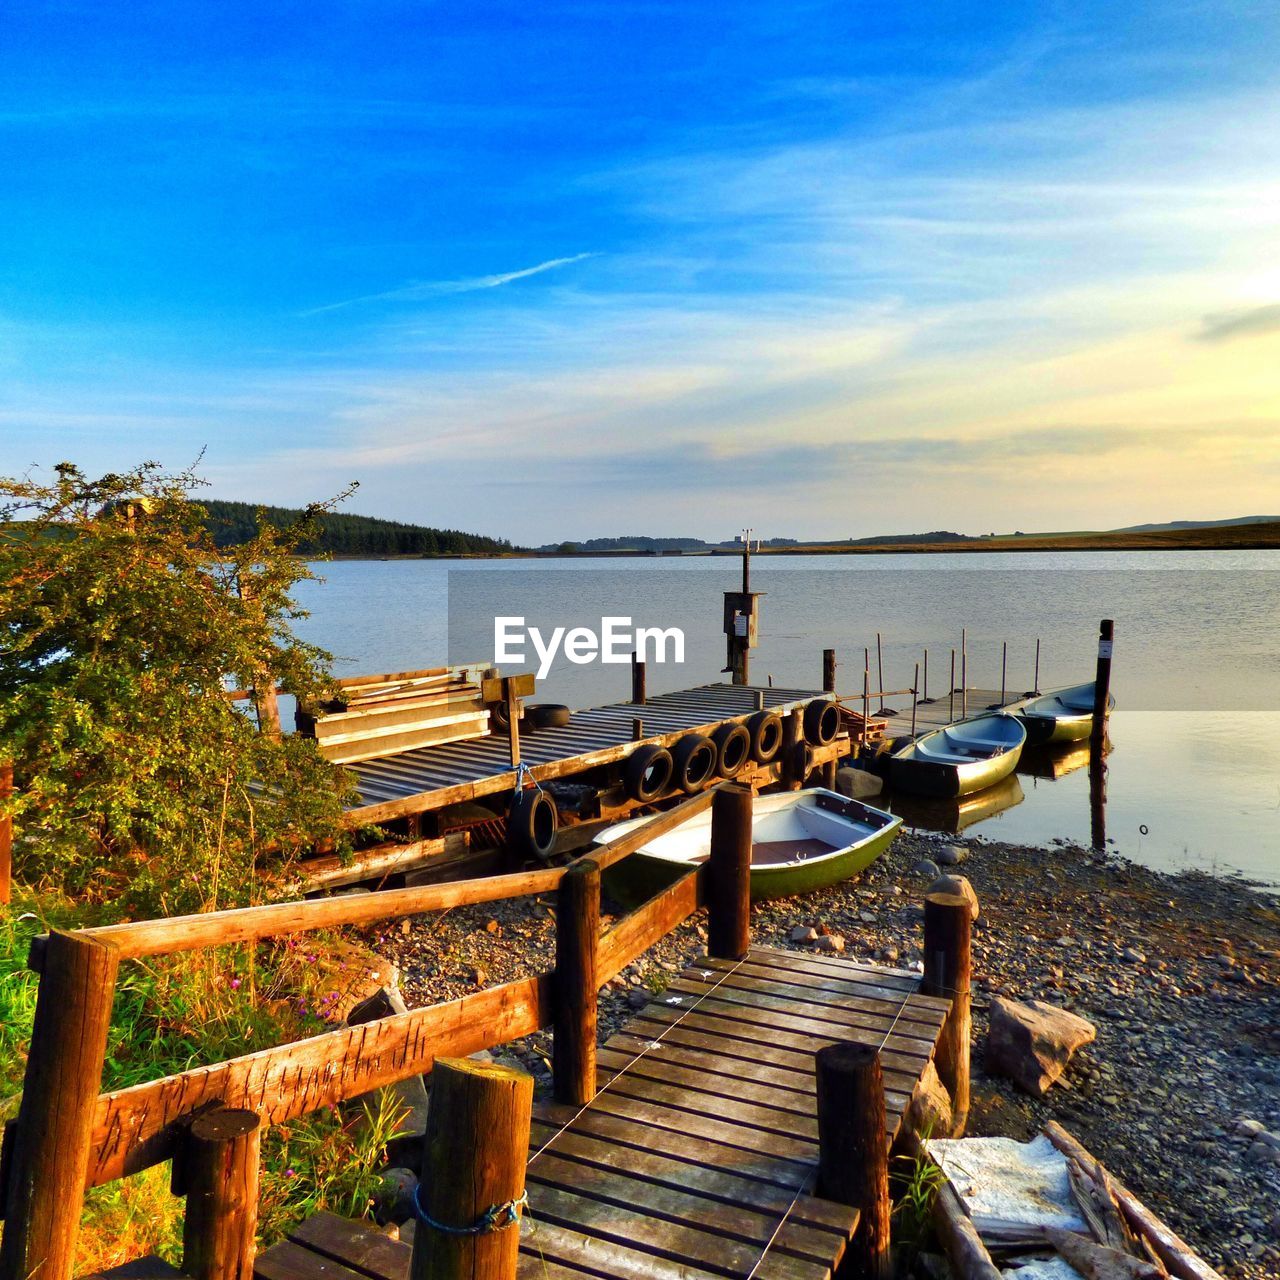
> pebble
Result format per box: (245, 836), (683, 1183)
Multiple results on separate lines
(814, 935), (846, 953)
(789, 925), (819, 943)
(936, 845), (966, 866)
(913, 858), (941, 878)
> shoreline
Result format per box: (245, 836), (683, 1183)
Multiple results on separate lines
(373, 833), (1279, 1278)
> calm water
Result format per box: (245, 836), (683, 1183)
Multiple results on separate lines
(292, 551), (1280, 887)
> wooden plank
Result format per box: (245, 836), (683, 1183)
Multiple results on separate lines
(743, 947), (926, 992)
(288, 1212), (409, 1280)
(255, 1239), (371, 1280)
(526, 1121), (856, 1239)
(297, 835), (468, 890)
(597, 869), (704, 985)
(526, 1181), (825, 1280)
(527, 1154), (836, 1269)
(597, 1050), (817, 1118)
(520, 1217), (722, 1280)
(87, 972), (552, 1186)
(319, 717), (491, 766)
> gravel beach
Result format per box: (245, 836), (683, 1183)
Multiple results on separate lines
(374, 833), (1280, 1279)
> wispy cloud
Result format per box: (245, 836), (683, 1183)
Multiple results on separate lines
(1197, 303), (1280, 343)
(302, 254), (595, 316)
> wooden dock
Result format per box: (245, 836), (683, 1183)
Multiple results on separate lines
(345, 683), (829, 824)
(255, 945), (951, 1280)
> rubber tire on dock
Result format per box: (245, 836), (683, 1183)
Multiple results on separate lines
(803, 698), (840, 747)
(625, 744), (674, 804)
(671, 733), (718, 794)
(711, 722), (752, 778)
(527, 703), (571, 730)
(746, 710), (783, 764)
(489, 699), (511, 731)
(509, 787), (558, 860)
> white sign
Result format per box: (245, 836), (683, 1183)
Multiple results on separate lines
(1098, 640), (1113, 659)
(494, 616), (686, 680)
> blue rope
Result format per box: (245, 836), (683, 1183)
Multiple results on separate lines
(413, 1185), (528, 1235)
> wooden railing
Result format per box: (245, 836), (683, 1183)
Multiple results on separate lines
(0, 787), (734, 1280)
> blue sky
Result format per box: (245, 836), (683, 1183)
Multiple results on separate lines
(3, 0), (1279, 543)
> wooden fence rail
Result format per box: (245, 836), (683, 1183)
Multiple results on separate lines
(0, 786), (740, 1280)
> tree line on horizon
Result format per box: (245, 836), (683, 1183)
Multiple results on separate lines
(202, 499), (517, 556)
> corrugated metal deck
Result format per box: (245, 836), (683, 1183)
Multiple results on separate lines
(345, 683), (825, 822)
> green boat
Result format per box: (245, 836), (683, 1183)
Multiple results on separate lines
(597, 787), (902, 904)
(887, 713), (1026, 799)
(1012, 682), (1115, 745)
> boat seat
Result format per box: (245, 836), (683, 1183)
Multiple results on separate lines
(915, 747), (976, 764)
(958, 738), (1011, 752)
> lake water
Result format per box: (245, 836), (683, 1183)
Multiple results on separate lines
(292, 551), (1280, 887)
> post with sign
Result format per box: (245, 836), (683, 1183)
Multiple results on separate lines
(1090, 619), (1114, 757)
(723, 531), (762, 687)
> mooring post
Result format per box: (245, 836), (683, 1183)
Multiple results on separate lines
(504, 677), (521, 768)
(815, 1043), (892, 1280)
(910, 662), (919, 739)
(1090, 619), (1114, 756)
(413, 1057), (533, 1280)
(862, 665), (870, 739)
(631, 716), (644, 741)
(922, 890), (973, 1135)
(180, 1107), (262, 1280)
(1034, 637), (1041, 694)
(0, 931), (121, 1280)
(707, 784), (752, 960)
(822, 648), (836, 694)
(875, 633), (885, 711)
(1000, 641), (1007, 706)
(780, 708), (804, 791)
(961, 628), (968, 718)
(631, 654), (647, 705)
(949, 649), (956, 722)
(0, 760), (11, 906)
(922, 648), (929, 701)
(554, 859), (600, 1105)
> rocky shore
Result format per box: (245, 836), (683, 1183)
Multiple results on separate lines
(373, 833), (1280, 1280)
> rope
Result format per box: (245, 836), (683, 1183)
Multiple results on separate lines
(413, 1186), (528, 1235)
(513, 761), (542, 793)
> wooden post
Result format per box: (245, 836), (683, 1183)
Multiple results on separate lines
(1000, 641), (1007, 706)
(961, 628), (968, 718)
(815, 1043), (891, 1280)
(862, 666), (870, 739)
(921, 891), (972, 1135)
(1034, 637), (1041, 693)
(949, 649), (956, 722)
(0, 761), (11, 906)
(412, 1058), (532, 1280)
(631, 654), (646, 705)
(0, 932), (121, 1280)
(631, 716), (644, 741)
(922, 648), (929, 702)
(1090, 619), (1114, 756)
(554, 859), (600, 1105)
(707, 784), (752, 960)
(504, 678), (521, 768)
(1089, 753), (1107, 852)
(780, 709), (804, 791)
(910, 662), (919, 739)
(181, 1107), (262, 1280)
(822, 649), (836, 693)
(754, 689), (766, 711)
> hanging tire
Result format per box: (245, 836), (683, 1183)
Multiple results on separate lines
(711, 722), (751, 778)
(509, 788), (557, 860)
(489, 699), (511, 732)
(527, 703), (571, 729)
(746, 711), (783, 764)
(803, 698), (839, 746)
(670, 734), (717, 794)
(625, 744), (673, 804)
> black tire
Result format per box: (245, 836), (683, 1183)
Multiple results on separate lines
(671, 733), (717, 794)
(803, 698), (839, 746)
(625, 744), (673, 803)
(489, 699), (511, 732)
(527, 703), (571, 730)
(711, 722), (752, 778)
(508, 788), (558, 860)
(746, 711), (783, 764)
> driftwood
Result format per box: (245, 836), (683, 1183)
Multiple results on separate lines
(1045, 1227), (1166, 1280)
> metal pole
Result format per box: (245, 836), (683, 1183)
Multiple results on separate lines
(1000, 641), (1007, 706)
(949, 650), (955, 722)
(922, 649), (929, 702)
(875, 633), (884, 710)
(910, 663), (919, 739)
(1034, 638), (1041, 694)
(961, 628), (968, 718)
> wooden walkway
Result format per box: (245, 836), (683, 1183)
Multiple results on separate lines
(256, 946), (951, 1280)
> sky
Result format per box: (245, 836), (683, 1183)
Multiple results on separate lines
(2, 0), (1279, 544)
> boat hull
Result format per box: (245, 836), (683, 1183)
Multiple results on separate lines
(1014, 685), (1115, 745)
(887, 745), (1021, 798)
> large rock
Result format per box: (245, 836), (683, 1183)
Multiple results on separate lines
(904, 1058), (954, 1138)
(835, 767), (884, 799)
(928, 873), (979, 920)
(985, 997), (1097, 1096)
(349, 984), (430, 1165)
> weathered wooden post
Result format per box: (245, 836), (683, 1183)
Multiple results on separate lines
(815, 1043), (892, 1280)
(553, 859), (600, 1105)
(922, 648), (929, 702)
(631, 716), (644, 741)
(862, 666), (870, 738)
(922, 890), (972, 1135)
(1034, 637), (1041, 693)
(822, 649), (836, 694)
(504, 678), (521, 768)
(180, 1107), (262, 1280)
(412, 1057), (533, 1280)
(949, 649), (956, 721)
(961, 628), (968, 718)
(875, 632), (885, 712)
(1000, 641), (1008, 706)
(1090, 619), (1114, 756)
(0, 932), (121, 1280)
(780, 708), (804, 790)
(707, 784), (752, 960)
(910, 662), (920, 739)
(0, 760), (11, 906)
(631, 654), (647, 705)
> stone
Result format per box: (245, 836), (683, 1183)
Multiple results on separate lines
(1122, 947), (1146, 964)
(985, 997), (1098, 1096)
(374, 1166), (419, 1224)
(904, 1058), (953, 1138)
(627, 988), (650, 1009)
(835, 766), (884, 799)
(936, 845), (966, 866)
(789, 925), (819, 943)
(913, 858), (941, 879)
(814, 934), (845, 953)
(347, 984), (409, 1025)
(927, 873), (979, 920)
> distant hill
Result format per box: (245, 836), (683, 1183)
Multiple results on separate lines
(1112, 515), (1280, 534)
(202, 500), (516, 557)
